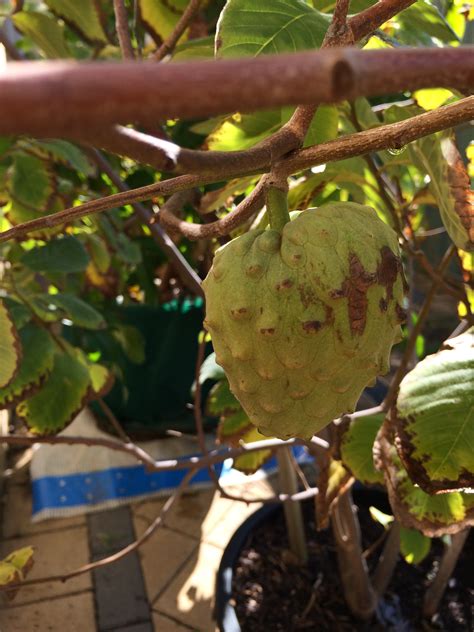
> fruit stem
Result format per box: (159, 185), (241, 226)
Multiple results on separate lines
(266, 185), (290, 232)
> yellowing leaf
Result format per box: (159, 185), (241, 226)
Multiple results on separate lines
(0, 300), (21, 389)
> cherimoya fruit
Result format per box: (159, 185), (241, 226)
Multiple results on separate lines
(202, 202), (406, 439)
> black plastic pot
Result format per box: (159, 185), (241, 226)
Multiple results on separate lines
(215, 503), (280, 632)
(214, 488), (396, 632)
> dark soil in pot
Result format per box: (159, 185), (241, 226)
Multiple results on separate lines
(227, 491), (473, 631)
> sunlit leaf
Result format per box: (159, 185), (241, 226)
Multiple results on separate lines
(17, 352), (91, 434)
(208, 379), (240, 416)
(0, 324), (55, 408)
(0, 546), (34, 599)
(232, 426), (273, 474)
(9, 153), (53, 210)
(400, 527), (431, 565)
(199, 351), (225, 384)
(394, 1), (459, 45)
(375, 424), (474, 537)
(0, 299), (21, 389)
(385, 106), (473, 251)
(45, 0), (108, 44)
(216, 0), (330, 58)
(139, 0), (189, 42)
(340, 413), (385, 485)
(12, 11), (70, 58)
(414, 88), (454, 111)
(36, 140), (93, 175)
(394, 329), (474, 494)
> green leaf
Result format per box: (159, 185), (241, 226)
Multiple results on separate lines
(35, 140), (93, 175)
(395, 1), (459, 45)
(208, 380), (241, 416)
(139, 0), (189, 41)
(86, 234), (111, 273)
(172, 36), (215, 61)
(394, 329), (474, 494)
(12, 11), (70, 58)
(216, 0), (330, 58)
(232, 426), (273, 474)
(0, 546), (35, 599)
(218, 408), (253, 444)
(45, 0), (108, 44)
(21, 236), (90, 274)
(208, 105), (338, 152)
(9, 153), (53, 210)
(115, 233), (142, 265)
(0, 325), (56, 408)
(0, 299), (21, 389)
(400, 527), (431, 565)
(17, 352), (91, 435)
(88, 362), (114, 398)
(340, 413), (385, 485)
(376, 427), (474, 537)
(49, 293), (105, 329)
(384, 106), (473, 251)
(112, 324), (146, 364)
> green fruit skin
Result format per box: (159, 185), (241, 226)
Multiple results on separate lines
(202, 202), (406, 440)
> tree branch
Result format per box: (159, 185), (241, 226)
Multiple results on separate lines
(1, 48), (472, 137)
(113, 0), (135, 60)
(349, 0), (416, 42)
(153, 0), (202, 61)
(1, 97), (472, 242)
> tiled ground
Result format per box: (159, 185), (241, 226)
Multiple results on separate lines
(0, 453), (276, 632)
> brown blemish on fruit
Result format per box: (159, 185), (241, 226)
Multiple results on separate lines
(379, 297), (388, 312)
(230, 307), (249, 320)
(302, 320), (322, 333)
(260, 328), (275, 336)
(395, 303), (407, 324)
(297, 284), (317, 309)
(276, 279), (294, 291)
(330, 253), (377, 335)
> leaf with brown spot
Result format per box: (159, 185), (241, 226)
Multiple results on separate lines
(0, 299), (21, 390)
(375, 420), (474, 537)
(394, 329), (474, 494)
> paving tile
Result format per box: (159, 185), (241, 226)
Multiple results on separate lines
(132, 489), (234, 541)
(2, 480), (85, 539)
(88, 507), (152, 631)
(0, 591), (95, 631)
(133, 516), (197, 604)
(0, 527), (91, 605)
(155, 542), (223, 632)
(152, 611), (195, 631)
(204, 498), (263, 550)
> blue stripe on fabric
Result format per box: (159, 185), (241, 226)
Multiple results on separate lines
(32, 462), (223, 513)
(32, 446), (311, 515)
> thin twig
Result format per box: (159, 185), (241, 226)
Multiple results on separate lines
(113, 0), (135, 59)
(154, 0), (202, 61)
